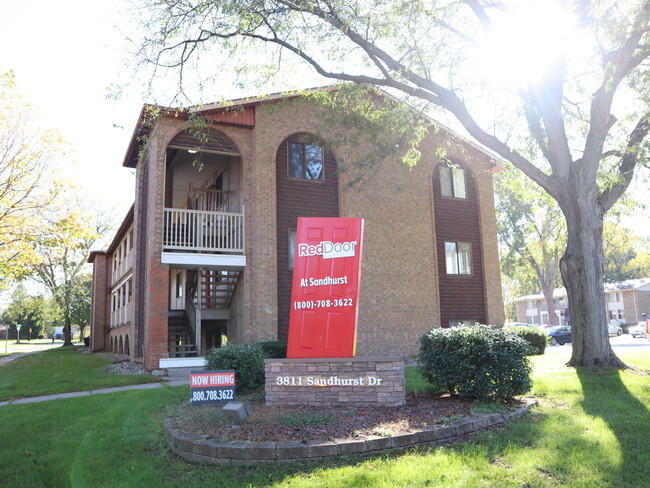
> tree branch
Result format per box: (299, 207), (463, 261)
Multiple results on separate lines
(599, 111), (650, 213)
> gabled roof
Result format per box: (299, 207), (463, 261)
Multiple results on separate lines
(515, 277), (650, 302)
(87, 205), (134, 263)
(604, 277), (650, 292)
(121, 84), (505, 170)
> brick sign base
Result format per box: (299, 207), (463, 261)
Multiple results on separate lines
(264, 357), (405, 407)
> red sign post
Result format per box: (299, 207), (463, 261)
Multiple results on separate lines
(287, 217), (364, 358)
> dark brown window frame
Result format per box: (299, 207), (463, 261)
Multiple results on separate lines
(287, 139), (325, 183)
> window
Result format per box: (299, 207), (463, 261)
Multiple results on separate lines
(449, 320), (477, 328)
(439, 163), (467, 199)
(445, 241), (471, 275)
(289, 141), (323, 181)
(608, 292), (621, 302)
(609, 310), (623, 320)
(175, 271), (183, 299)
(288, 230), (296, 269)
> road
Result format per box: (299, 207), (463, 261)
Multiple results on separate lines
(546, 332), (650, 353)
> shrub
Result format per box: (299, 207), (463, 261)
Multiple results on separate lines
(504, 326), (546, 355)
(417, 325), (533, 402)
(258, 341), (287, 359)
(205, 343), (266, 393)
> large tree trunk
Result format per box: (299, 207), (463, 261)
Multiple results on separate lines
(560, 198), (626, 368)
(62, 295), (74, 347)
(542, 284), (559, 327)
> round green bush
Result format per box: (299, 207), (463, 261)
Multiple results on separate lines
(417, 325), (533, 402)
(205, 343), (266, 393)
(504, 326), (546, 355)
(257, 341), (287, 359)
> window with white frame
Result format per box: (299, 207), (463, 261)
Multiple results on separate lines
(449, 320), (477, 327)
(288, 229), (296, 269)
(445, 241), (471, 275)
(439, 163), (467, 199)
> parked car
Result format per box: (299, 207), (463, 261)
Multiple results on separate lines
(53, 332), (63, 340)
(504, 322), (539, 329)
(607, 324), (623, 336)
(630, 323), (648, 339)
(547, 326), (572, 346)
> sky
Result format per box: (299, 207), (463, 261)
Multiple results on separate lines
(1, 1), (145, 218)
(1, 1), (648, 248)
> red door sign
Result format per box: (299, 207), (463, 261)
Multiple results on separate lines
(287, 217), (364, 358)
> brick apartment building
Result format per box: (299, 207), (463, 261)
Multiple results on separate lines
(88, 87), (505, 371)
(515, 278), (650, 327)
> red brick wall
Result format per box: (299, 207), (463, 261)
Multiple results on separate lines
(275, 134), (340, 341)
(89, 253), (109, 352)
(115, 97), (504, 367)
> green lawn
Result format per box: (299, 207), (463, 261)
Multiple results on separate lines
(0, 338), (68, 356)
(0, 346), (158, 401)
(0, 349), (648, 487)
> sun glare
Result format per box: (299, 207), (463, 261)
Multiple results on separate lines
(473, 2), (576, 90)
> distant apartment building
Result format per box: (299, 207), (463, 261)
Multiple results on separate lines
(515, 278), (650, 326)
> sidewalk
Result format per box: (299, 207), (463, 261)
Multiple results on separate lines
(0, 378), (190, 407)
(0, 353), (28, 367)
(0, 352), (190, 407)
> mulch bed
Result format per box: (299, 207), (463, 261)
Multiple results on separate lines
(179, 392), (479, 443)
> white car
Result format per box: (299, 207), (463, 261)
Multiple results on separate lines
(607, 324), (623, 336)
(504, 322), (540, 329)
(631, 323), (648, 338)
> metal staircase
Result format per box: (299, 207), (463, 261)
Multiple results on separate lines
(167, 270), (240, 358)
(200, 269), (240, 309)
(167, 312), (198, 358)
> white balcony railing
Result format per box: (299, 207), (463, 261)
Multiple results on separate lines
(163, 208), (244, 253)
(112, 250), (133, 286)
(111, 302), (132, 328)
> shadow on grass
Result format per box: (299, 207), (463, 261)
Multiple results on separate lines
(576, 367), (650, 488)
(2, 370), (648, 488)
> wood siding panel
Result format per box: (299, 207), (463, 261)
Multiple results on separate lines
(276, 136), (339, 342)
(433, 164), (487, 326)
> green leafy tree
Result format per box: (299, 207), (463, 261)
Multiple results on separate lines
(29, 200), (109, 346)
(1, 285), (47, 340)
(603, 221), (650, 281)
(128, 1), (650, 368)
(0, 71), (65, 288)
(496, 165), (565, 326)
(70, 273), (92, 342)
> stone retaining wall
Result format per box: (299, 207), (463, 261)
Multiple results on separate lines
(165, 400), (537, 465)
(264, 357), (405, 407)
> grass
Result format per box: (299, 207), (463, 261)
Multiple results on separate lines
(0, 346), (158, 401)
(0, 338), (69, 356)
(0, 348), (648, 487)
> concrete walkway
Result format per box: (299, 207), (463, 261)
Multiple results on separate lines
(0, 378), (190, 407)
(0, 353), (28, 367)
(0, 352), (190, 407)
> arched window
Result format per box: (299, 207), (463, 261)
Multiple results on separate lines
(286, 134), (324, 181)
(439, 160), (467, 199)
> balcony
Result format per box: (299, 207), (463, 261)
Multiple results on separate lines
(162, 207), (246, 269)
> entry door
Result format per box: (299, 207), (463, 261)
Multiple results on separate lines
(170, 270), (186, 310)
(287, 217), (364, 358)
